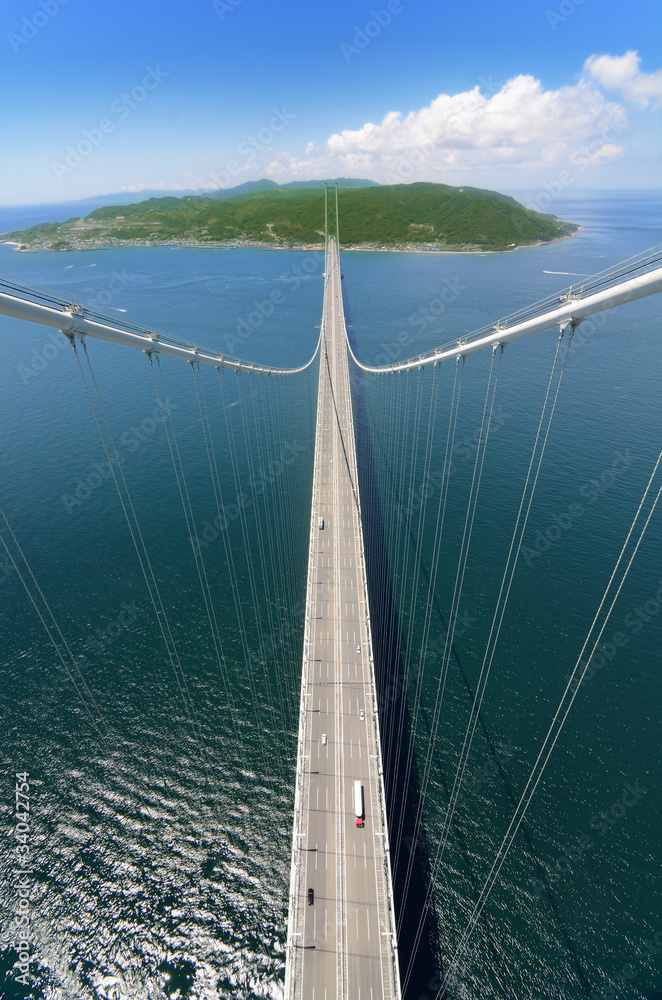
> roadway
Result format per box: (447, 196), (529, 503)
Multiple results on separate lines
(285, 240), (400, 1000)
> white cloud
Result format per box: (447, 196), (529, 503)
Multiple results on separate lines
(582, 143), (624, 167)
(266, 70), (629, 184)
(584, 50), (662, 109)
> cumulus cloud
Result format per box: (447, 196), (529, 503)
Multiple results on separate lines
(266, 69), (629, 184)
(584, 50), (662, 109)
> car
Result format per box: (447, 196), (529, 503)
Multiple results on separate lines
(356, 645), (361, 654)
(308, 888), (314, 905)
(321, 733), (327, 746)
(359, 709), (365, 721)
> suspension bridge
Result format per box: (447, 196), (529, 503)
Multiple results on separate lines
(1, 186), (661, 999)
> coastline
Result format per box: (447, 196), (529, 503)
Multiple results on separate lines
(0, 227), (581, 256)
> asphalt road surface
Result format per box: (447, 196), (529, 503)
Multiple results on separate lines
(287, 240), (399, 1000)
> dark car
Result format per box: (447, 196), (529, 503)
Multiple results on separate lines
(307, 888), (314, 905)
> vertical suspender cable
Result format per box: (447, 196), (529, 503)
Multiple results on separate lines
(0, 506), (108, 737)
(392, 357), (464, 874)
(435, 442), (662, 999)
(72, 340), (200, 739)
(150, 355), (242, 750)
(399, 344), (502, 959)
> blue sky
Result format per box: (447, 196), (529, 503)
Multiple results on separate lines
(1, 0), (661, 205)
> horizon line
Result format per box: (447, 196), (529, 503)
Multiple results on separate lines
(3, 184), (662, 212)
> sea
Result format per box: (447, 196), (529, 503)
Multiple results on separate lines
(0, 192), (660, 1000)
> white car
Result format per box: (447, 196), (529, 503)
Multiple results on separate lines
(356, 645), (361, 654)
(359, 710), (365, 722)
(321, 733), (327, 746)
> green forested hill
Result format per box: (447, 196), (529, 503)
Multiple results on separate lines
(3, 182), (577, 251)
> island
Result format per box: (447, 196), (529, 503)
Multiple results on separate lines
(1, 181), (578, 254)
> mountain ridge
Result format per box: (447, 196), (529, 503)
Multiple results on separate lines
(2, 181), (578, 253)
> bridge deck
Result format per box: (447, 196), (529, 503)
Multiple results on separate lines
(285, 241), (400, 1000)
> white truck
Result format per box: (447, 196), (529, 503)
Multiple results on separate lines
(354, 780), (364, 828)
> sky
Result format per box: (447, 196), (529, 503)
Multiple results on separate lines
(1, 0), (661, 206)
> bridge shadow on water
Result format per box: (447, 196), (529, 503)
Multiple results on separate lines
(344, 288), (441, 998)
(342, 282), (595, 998)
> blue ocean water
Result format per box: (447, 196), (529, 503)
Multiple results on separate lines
(0, 201), (108, 235)
(0, 193), (661, 999)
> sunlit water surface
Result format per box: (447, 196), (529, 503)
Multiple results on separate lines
(0, 193), (661, 999)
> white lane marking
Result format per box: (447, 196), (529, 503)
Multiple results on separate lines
(364, 842), (367, 869)
(315, 842), (319, 869)
(366, 908), (370, 941)
(316, 787), (319, 810)
(314, 909), (317, 939)
(325, 786), (328, 810)
(326, 842), (328, 871)
(355, 907), (359, 939)
(324, 908), (327, 941)
(350, 739), (353, 759)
